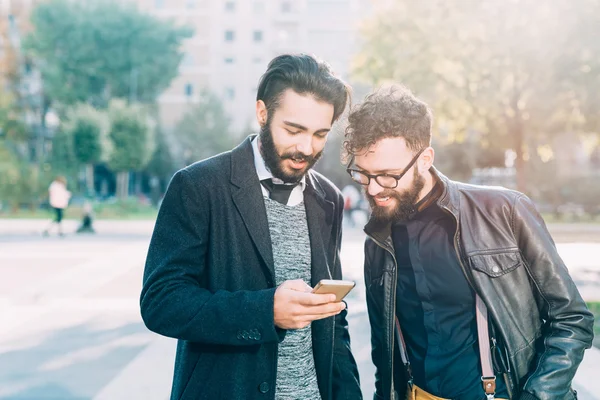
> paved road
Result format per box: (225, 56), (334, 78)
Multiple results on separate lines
(0, 220), (598, 399)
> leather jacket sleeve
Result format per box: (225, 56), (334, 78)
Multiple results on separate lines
(512, 195), (594, 399)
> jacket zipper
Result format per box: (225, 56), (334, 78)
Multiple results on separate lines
(368, 235), (399, 399)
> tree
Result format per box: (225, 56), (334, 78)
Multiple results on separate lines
(24, 0), (193, 108)
(107, 99), (153, 199)
(0, 90), (27, 143)
(146, 126), (175, 183)
(353, 0), (600, 193)
(173, 90), (235, 165)
(63, 104), (108, 195)
(144, 126), (176, 205)
(48, 128), (78, 183)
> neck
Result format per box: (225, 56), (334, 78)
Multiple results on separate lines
(417, 169), (435, 203)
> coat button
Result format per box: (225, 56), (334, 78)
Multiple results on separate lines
(254, 331), (262, 341)
(237, 331), (243, 340)
(258, 382), (270, 393)
(492, 266), (501, 273)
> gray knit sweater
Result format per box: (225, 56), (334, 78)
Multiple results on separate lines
(264, 197), (322, 400)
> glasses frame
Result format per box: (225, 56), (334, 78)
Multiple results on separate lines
(346, 148), (426, 189)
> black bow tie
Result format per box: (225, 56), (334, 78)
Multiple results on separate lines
(261, 179), (297, 205)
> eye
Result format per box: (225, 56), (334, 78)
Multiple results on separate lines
(285, 128), (301, 135)
(314, 132), (328, 139)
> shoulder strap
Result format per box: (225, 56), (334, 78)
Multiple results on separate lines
(395, 295), (496, 398)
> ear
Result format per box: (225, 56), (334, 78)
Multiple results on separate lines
(419, 147), (435, 173)
(256, 100), (268, 127)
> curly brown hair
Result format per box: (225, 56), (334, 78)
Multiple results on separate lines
(343, 85), (432, 161)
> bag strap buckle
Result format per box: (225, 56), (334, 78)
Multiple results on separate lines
(482, 376), (496, 399)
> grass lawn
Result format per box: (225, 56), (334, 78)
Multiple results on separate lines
(0, 203), (158, 220)
(587, 302), (600, 349)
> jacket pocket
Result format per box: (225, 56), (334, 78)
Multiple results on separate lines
(469, 251), (521, 277)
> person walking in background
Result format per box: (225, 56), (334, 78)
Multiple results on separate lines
(76, 199), (96, 234)
(342, 184), (361, 228)
(43, 176), (71, 237)
(141, 54), (361, 400)
(343, 86), (593, 400)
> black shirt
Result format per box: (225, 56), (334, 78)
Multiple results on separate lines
(391, 196), (508, 399)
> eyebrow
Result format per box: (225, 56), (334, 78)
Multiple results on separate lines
(283, 120), (330, 135)
(353, 162), (404, 175)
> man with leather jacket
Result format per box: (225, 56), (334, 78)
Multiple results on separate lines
(343, 85), (594, 400)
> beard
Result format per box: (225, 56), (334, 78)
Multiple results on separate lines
(259, 123), (323, 183)
(367, 167), (425, 224)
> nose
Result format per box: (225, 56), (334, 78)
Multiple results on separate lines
(367, 178), (384, 197)
(295, 135), (314, 156)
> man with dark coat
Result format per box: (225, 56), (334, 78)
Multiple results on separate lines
(141, 54), (362, 400)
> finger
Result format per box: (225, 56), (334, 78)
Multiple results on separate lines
(301, 301), (346, 315)
(294, 291), (337, 306)
(300, 310), (343, 322)
(302, 302), (346, 315)
(282, 279), (312, 292)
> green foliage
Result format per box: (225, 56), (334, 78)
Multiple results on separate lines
(0, 90), (27, 142)
(62, 103), (108, 165)
(353, 0), (600, 192)
(49, 129), (77, 175)
(173, 90), (235, 164)
(25, 0), (193, 107)
(145, 125), (176, 181)
(0, 142), (50, 209)
(585, 302), (600, 349)
(107, 99), (153, 172)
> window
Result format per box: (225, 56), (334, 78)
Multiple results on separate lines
(185, 84), (193, 97)
(281, 1), (292, 12)
(182, 54), (194, 67)
(154, 0), (164, 8)
(225, 30), (235, 42)
(253, 2), (265, 13)
(225, 1), (235, 11)
(187, 0), (196, 9)
(224, 57), (235, 64)
(253, 30), (263, 42)
(225, 87), (235, 100)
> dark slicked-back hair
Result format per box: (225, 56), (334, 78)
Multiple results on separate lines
(344, 85), (432, 159)
(257, 54), (350, 124)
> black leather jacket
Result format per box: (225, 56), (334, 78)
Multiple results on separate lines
(364, 169), (594, 400)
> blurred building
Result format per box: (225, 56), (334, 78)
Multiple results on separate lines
(130, 0), (372, 133)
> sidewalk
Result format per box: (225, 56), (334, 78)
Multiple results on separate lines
(0, 220), (598, 399)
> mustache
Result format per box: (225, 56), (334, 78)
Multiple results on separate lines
(280, 151), (317, 163)
(367, 190), (399, 201)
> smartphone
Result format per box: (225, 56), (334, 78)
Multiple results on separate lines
(312, 279), (356, 302)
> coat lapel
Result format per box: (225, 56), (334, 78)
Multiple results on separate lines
(305, 171), (336, 400)
(304, 171), (335, 286)
(230, 137), (275, 284)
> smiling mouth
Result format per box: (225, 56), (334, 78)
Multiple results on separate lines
(373, 195), (393, 206)
(288, 158), (307, 168)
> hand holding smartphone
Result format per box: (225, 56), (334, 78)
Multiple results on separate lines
(312, 279), (356, 302)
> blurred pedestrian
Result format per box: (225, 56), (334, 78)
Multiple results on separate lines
(43, 176), (71, 237)
(141, 54), (361, 400)
(342, 184), (361, 227)
(76, 199), (95, 234)
(344, 85), (594, 400)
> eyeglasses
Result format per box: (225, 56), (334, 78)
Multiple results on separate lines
(346, 148), (425, 189)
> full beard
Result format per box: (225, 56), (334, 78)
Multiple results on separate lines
(367, 168), (425, 224)
(259, 123), (323, 183)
